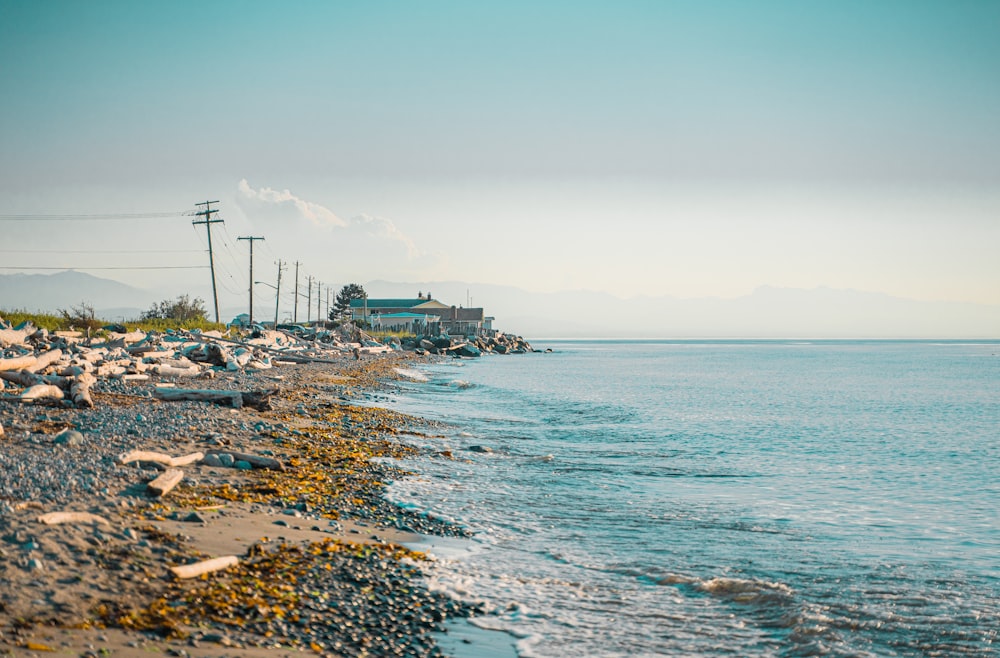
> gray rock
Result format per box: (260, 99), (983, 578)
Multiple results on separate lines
(53, 429), (85, 446)
(218, 453), (235, 468)
(467, 445), (493, 453)
(183, 512), (206, 523)
(234, 460), (252, 470)
(200, 453), (223, 467)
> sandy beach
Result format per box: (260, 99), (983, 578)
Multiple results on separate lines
(0, 345), (498, 657)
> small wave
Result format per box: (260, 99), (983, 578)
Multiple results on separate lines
(394, 367), (429, 382)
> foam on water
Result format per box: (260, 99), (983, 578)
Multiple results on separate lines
(383, 342), (1000, 656)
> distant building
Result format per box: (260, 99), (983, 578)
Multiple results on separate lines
(350, 293), (494, 336)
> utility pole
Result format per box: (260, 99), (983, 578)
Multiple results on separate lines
(238, 236), (265, 325)
(325, 285), (330, 321)
(273, 260), (285, 328)
(316, 281), (322, 326)
(192, 201), (223, 323)
(293, 262), (301, 323)
(306, 275), (313, 324)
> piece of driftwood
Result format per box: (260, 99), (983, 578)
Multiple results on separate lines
(152, 386), (277, 410)
(21, 384), (65, 401)
(153, 387), (243, 407)
(25, 349), (63, 374)
(147, 468), (184, 497)
(120, 450), (205, 467)
(0, 355), (37, 372)
(70, 373), (96, 408)
(0, 326), (35, 347)
(205, 450), (284, 471)
(154, 364), (203, 378)
(37, 511), (111, 526)
(169, 555), (239, 579)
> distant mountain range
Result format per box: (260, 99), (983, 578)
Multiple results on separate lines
(0, 271), (155, 319)
(1, 271), (997, 338)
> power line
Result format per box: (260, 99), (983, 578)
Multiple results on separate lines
(0, 266), (207, 270)
(0, 249), (206, 254)
(0, 211), (190, 221)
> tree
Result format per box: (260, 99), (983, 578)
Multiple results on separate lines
(58, 301), (102, 332)
(141, 294), (208, 321)
(331, 283), (366, 322)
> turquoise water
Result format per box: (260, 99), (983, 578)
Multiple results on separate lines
(385, 341), (999, 657)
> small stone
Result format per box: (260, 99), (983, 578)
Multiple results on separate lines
(201, 454), (223, 467)
(53, 429), (85, 446)
(218, 453), (235, 468)
(27, 558), (45, 571)
(182, 512), (206, 523)
(273, 519), (289, 527)
(467, 445), (493, 453)
(234, 460), (252, 470)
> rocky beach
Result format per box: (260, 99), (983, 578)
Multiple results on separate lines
(0, 321), (530, 657)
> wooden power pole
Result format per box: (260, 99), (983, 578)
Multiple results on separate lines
(192, 201), (223, 323)
(238, 236), (264, 325)
(293, 261), (301, 323)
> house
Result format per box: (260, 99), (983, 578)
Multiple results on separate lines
(349, 293), (494, 336)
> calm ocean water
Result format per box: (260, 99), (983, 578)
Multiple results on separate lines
(383, 341), (999, 657)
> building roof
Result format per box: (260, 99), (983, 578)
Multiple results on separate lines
(375, 312), (432, 319)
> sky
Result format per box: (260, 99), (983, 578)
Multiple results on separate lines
(1, 0), (999, 324)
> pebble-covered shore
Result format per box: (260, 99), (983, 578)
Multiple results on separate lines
(0, 348), (478, 657)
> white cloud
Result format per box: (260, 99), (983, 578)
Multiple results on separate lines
(236, 178), (346, 227)
(233, 179), (442, 282)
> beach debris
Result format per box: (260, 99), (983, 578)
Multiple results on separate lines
(0, 354), (39, 372)
(147, 468), (185, 497)
(37, 511), (111, 526)
(152, 386), (277, 410)
(204, 450), (284, 471)
(169, 555), (239, 579)
(20, 383), (64, 402)
(119, 449), (205, 468)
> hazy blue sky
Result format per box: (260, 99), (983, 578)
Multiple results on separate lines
(1, 1), (998, 317)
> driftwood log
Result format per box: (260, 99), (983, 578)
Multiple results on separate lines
(70, 372), (96, 408)
(152, 387), (277, 411)
(169, 555), (239, 579)
(37, 511), (111, 526)
(0, 355), (38, 372)
(0, 326), (35, 347)
(120, 450), (205, 467)
(25, 348), (63, 374)
(20, 384), (64, 402)
(147, 468), (184, 497)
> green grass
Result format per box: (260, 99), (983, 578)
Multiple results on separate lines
(1, 309), (225, 334)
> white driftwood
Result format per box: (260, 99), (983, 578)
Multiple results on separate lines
(37, 511), (111, 526)
(153, 387), (243, 408)
(169, 555), (239, 579)
(120, 450), (205, 467)
(107, 330), (147, 345)
(70, 372), (96, 408)
(154, 364), (202, 378)
(25, 349), (63, 373)
(20, 384), (64, 401)
(0, 326), (35, 347)
(147, 468), (184, 497)
(0, 355), (37, 372)
(54, 330), (83, 338)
